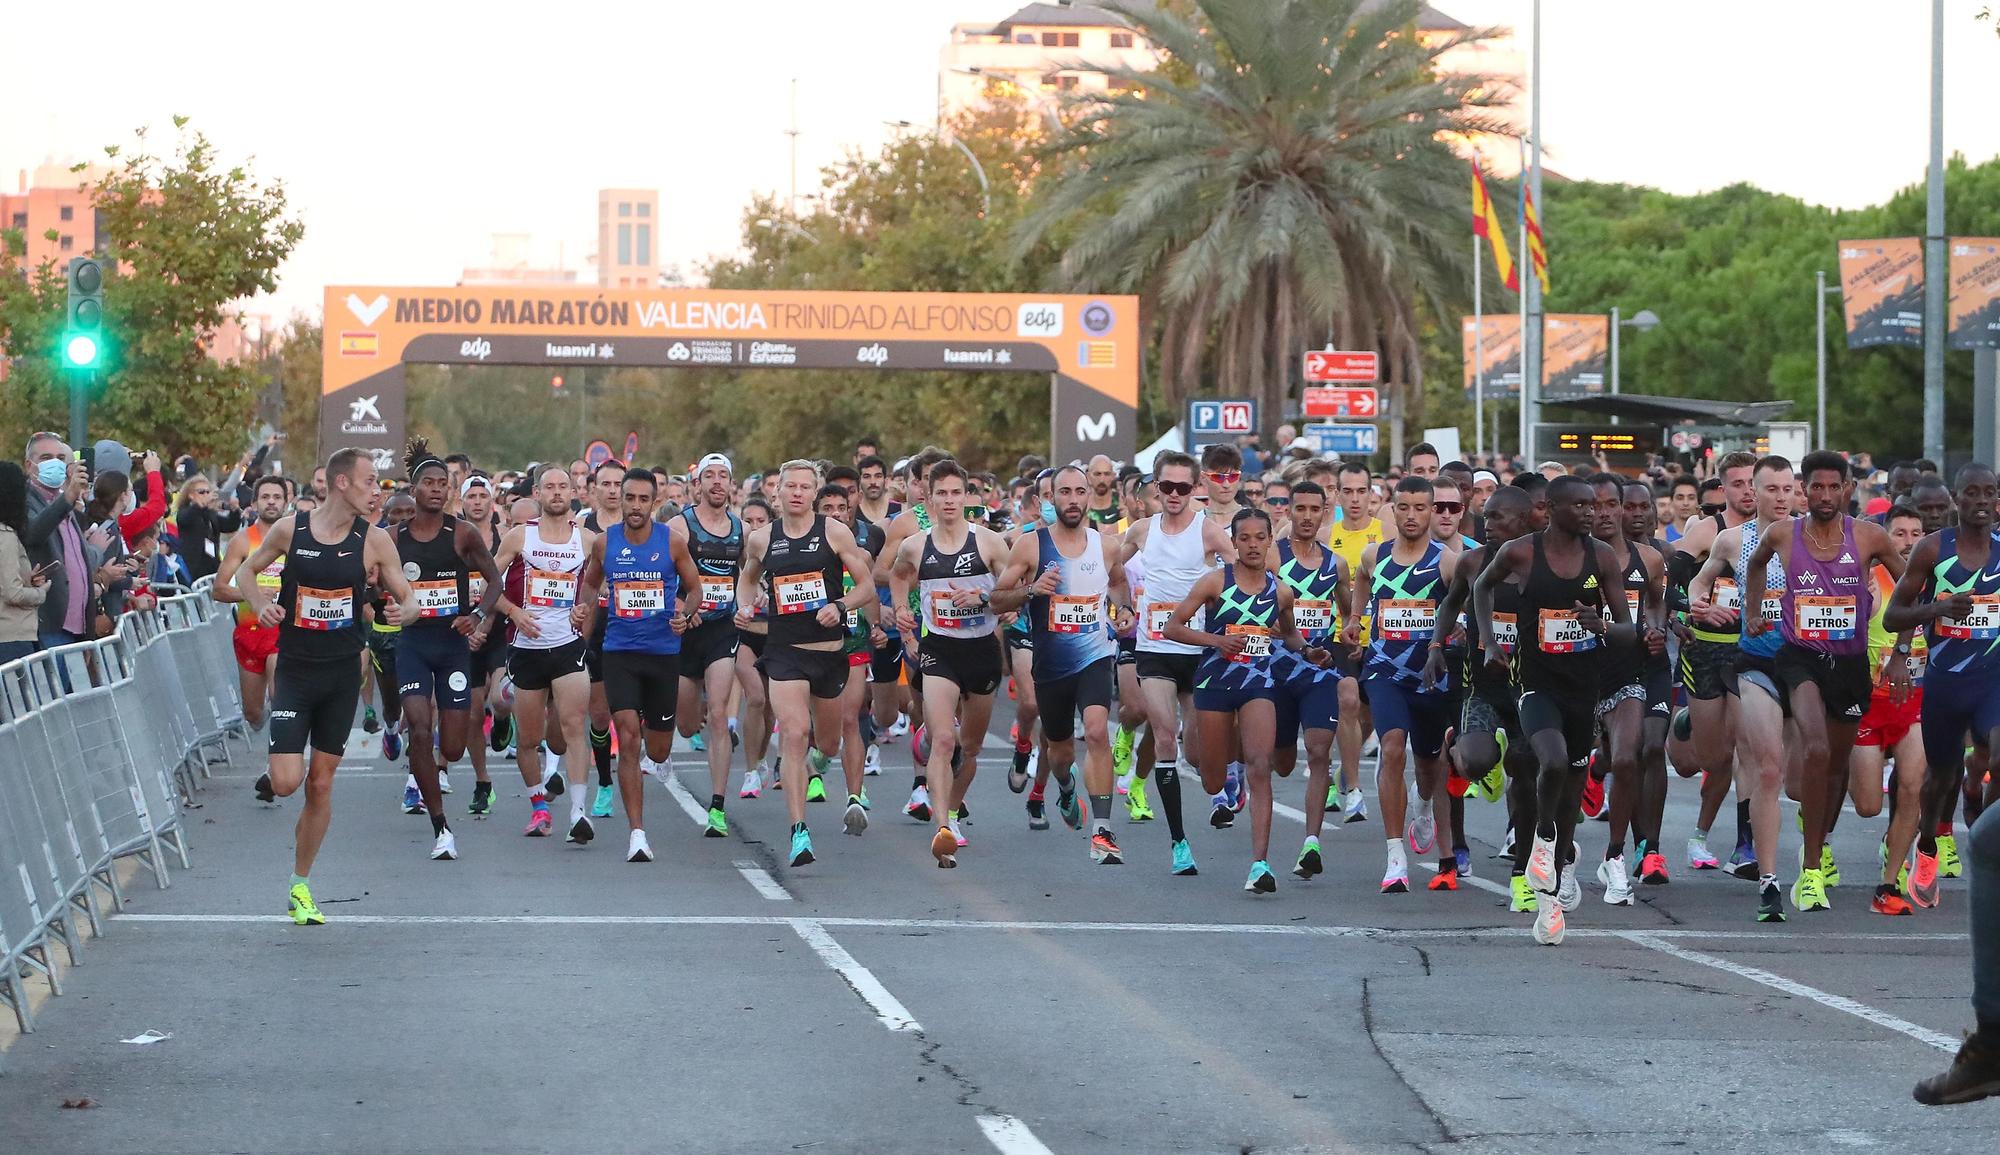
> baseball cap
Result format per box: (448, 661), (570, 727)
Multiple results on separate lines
(695, 453), (732, 476)
(460, 475), (493, 498)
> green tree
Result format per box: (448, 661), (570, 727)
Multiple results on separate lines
(262, 315), (324, 459)
(1014, 0), (1514, 459)
(0, 118), (303, 462)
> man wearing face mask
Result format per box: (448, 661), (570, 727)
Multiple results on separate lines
(22, 433), (99, 651)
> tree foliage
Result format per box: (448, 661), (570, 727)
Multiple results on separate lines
(0, 119), (304, 462)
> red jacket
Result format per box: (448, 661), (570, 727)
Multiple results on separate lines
(117, 468), (167, 547)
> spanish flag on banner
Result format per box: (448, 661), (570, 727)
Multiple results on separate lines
(1523, 185), (1550, 294)
(1470, 163), (1517, 292)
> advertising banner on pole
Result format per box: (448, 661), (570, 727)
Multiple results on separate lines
(1949, 238), (2000, 350)
(1541, 314), (1609, 394)
(1460, 314), (1521, 396)
(1837, 238), (1925, 348)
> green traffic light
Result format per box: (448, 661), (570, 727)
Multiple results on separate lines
(64, 332), (99, 367)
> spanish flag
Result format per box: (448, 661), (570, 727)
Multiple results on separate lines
(1470, 163), (1517, 293)
(1523, 184), (1550, 294)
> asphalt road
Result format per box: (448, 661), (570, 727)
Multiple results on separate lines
(2, 704), (1995, 1154)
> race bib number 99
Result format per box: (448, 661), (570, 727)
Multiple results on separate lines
(526, 569), (577, 609)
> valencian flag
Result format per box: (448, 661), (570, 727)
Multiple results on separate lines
(1471, 163), (1517, 292)
(1523, 185), (1550, 294)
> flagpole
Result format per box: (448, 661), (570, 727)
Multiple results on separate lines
(1474, 230), (1485, 460)
(1517, 139), (1529, 460)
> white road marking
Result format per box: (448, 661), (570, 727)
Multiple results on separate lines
(1622, 932), (1961, 1053)
(1270, 790), (1513, 899)
(977, 1113), (1057, 1155)
(662, 770), (710, 826)
(791, 918), (920, 1032)
(734, 861), (792, 901)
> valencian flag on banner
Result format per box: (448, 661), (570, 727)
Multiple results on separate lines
(1523, 186), (1550, 294)
(1471, 163), (1517, 292)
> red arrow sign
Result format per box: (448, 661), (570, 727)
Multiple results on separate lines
(1302, 386), (1379, 418)
(1303, 350), (1379, 383)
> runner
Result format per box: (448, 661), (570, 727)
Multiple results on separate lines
(675, 454), (760, 822)
(368, 492), (415, 780)
(1885, 463), (2000, 910)
(734, 497), (776, 791)
(214, 475), (290, 739)
(1742, 450), (1905, 912)
(738, 460), (879, 868)
(817, 480), (883, 836)
(1119, 451), (1235, 874)
(233, 448), (420, 925)
(1852, 505), (1928, 915)
(888, 460), (1011, 867)
(992, 465), (1129, 856)
(1584, 473), (1669, 904)
(575, 467), (701, 862)
(1085, 454), (1121, 527)
(489, 466), (597, 843)
(1348, 477), (1461, 896)
(580, 461), (626, 821)
(1268, 480), (1348, 879)
(391, 439), (505, 861)
(459, 474), (510, 817)
(877, 447), (949, 821)
(1326, 460), (1383, 825)
(1476, 474), (1638, 943)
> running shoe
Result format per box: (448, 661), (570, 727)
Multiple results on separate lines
(287, 881), (326, 925)
(844, 796), (869, 836)
(1407, 812), (1436, 856)
(1224, 766), (1245, 813)
(1687, 833), (1720, 871)
(1326, 780), (1341, 811)
(1008, 749), (1031, 793)
(1342, 787), (1368, 824)
(1670, 706), (1692, 742)
(1525, 835), (1558, 893)
(383, 727), (403, 763)
(1726, 841), (1759, 881)
(1820, 844), (1839, 888)
(1026, 797), (1049, 830)
(1557, 863), (1581, 912)
(1757, 880), (1787, 923)
(430, 828), (458, 861)
(857, 788), (871, 810)
(740, 766), (764, 799)
(771, 755), (783, 787)
(911, 724), (931, 765)
(806, 775), (828, 803)
(468, 781), (493, 817)
(1579, 770), (1606, 820)
(1381, 861), (1410, 894)
(1091, 828), (1123, 865)
(1446, 771), (1473, 799)
(1913, 1031), (2000, 1106)
(1475, 762), (1506, 804)
(1057, 789), (1083, 831)
(1911, 851), (1941, 908)
(1871, 886), (1913, 916)
(1209, 801), (1234, 829)
(1597, 856), (1634, 906)
(503, 741), (517, 761)
(930, 825), (957, 868)
(1638, 850), (1669, 885)
(689, 730), (707, 752)
(1112, 725), (1135, 780)
(1509, 873), (1536, 913)
(542, 767), (566, 798)
(524, 805), (552, 836)
(790, 827), (815, 867)
(705, 807), (728, 838)
(566, 814), (595, 845)
(591, 785), (615, 818)
(1427, 868), (1457, 892)
(887, 712), (909, 738)
(628, 829), (654, 862)
(438, 770), (452, 794)
(905, 785), (932, 822)
(1116, 772), (1133, 797)
(1939, 833), (1962, 878)
(1172, 839), (1199, 876)
(254, 772), (275, 803)
(948, 813), (968, 848)
(1246, 861), (1278, 894)
(1455, 848), (1472, 878)
(362, 706), (380, 734)
(1532, 889), (1566, 945)
(488, 714), (511, 752)
(864, 744), (881, 777)
(402, 783), (425, 814)
(1126, 777), (1154, 822)
(1294, 838), (1323, 879)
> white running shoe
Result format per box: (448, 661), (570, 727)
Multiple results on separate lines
(1597, 856), (1634, 906)
(905, 784), (932, 820)
(844, 798), (869, 836)
(1533, 888), (1567, 945)
(887, 712), (910, 738)
(642, 755), (670, 786)
(627, 829), (653, 863)
(1362, 733), (1381, 757)
(1116, 771), (1134, 796)
(1558, 863), (1581, 911)
(1342, 787), (1369, 824)
(1407, 812), (1437, 856)
(739, 767), (764, 799)
(1526, 835), (1557, 892)
(863, 744), (881, 776)
(438, 770), (452, 794)
(430, 828), (458, 860)
(948, 815), (968, 847)
(1686, 833), (1720, 871)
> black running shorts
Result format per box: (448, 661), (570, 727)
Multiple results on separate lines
(268, 656), (362, 757)
(604, 649), (679, 731)
(509, 638), (590, 693)
(763, 644), (847, 700)
(1036, 657), (1115, 743)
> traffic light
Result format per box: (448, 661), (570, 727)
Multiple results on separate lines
(63, 256), (104, 369)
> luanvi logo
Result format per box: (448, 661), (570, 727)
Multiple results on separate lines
(345, 293), (390, 325)
(1075, 412), (1117, 441)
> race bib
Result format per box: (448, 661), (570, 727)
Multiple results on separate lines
(1048, 594), (1101, 633)
(613, 580), (666, 618)
(255, 562), (284, 591)
(294, 585), (353, 631)
(526, 568), (577, 609)
(1292, 598), (1334, 635)
(1711, 579), (1741, 611)
(929, 589), (987, 630)
(468, 574), (486, 604)
(1537, 608), (1597, 653)
(412, 579), (459, 619)
(1145, 603), (1173, 641)
(698, 577), (735, 613)
(1626, 590), (1642, 620)
(1759, 590), (1783, 624)
(1792, 595), (1857, 641)
(1226, 623), (1273, 663)
(1939, 596), (2000, 640)
(1905, 651), (1927, 680)
(1378, 598), (1436, 642)
(1491, 612), (1518, 654)
(773, 572), (829, 615)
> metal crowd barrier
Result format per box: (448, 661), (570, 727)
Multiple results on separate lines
(0, 581), (245, 1053)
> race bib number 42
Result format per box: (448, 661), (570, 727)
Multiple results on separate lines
(295, 585), (353, 631)
(774, 572), (829, 614)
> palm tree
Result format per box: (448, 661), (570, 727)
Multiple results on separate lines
(1015, 0), (1515, 459)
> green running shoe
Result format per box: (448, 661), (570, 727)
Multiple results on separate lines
(288, 881), (325, 925)
(1939, 834), (1962, 878)
(1112, 726), (1135, 779)
(705, 806), (729, 838)
(591, 785), (615, 818)
(1792, 867), (1831, 912)
(1820, 844), (1839, 888)
(805, 775), (828, 803)
(1293, 837), (1322, 879)
(1126, 777), (1154, 821)
(1057, 788), (1083, 831)
(1509, 873), (1536, 913)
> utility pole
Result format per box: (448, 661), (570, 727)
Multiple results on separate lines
(1521, 0), (1544, 451)
(785, 78), (801, 216)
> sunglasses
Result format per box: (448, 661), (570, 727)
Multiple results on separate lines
(1205, 470), (1242, 484)
(1700, 504), (1725, 516)
(1266, 497), (1291, 508)
(1434, 501), (1463, 514)
(1157, 480), (1195, 497)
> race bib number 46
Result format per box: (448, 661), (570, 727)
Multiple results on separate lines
(1939, 596), (2000, 640)
(1048, 594), (1101, 633)
(295, 585), (353, 631)
(1378, 599), (1436, 642)
(1793, 595), (1857, 641)
(526, 569), (577, 609)
(774, 572), (829, 614)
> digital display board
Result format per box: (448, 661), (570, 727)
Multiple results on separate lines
(1532, 424), (1662, 464)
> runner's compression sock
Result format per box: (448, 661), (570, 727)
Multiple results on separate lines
(591, 725), (613, 787)
(290, 874), (308, 889)
(1154, 761), (1186, 842)
(1736, 799), (1752, 847)
(1090, 793), (1113, 833)
(710, 794), (725, 812)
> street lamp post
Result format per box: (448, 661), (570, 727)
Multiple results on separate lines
(1607, 307), (1659, 425)
(1815, 271), (1841, 451)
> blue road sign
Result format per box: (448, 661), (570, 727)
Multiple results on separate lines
(1185, 398), (1257, 447)
(1303, 422), (1378, 456)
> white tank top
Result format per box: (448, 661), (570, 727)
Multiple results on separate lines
(515, 520), (586, 650)
(1136, 510), (1208, 655)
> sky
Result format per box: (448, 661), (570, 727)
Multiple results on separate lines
(4, 1), (1996, 323)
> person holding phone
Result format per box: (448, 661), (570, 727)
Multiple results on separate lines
(21, 433), (96, 651)
(1, 460), (55, 665)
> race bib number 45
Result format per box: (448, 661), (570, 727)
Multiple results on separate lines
(412, 580), (459, 619)
(295, 585), (353, 631)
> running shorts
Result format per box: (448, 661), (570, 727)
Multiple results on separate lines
(1920, 669), (2000, 768)
(509, 638), (590, 692)
(763, 644), (847, 700)
(740, 629), (767, 660)
(1596, 681), (1646, 718)
(1036, 657), (1115, 742)
(469, 639), (508, 688)
(918, 633), (1003, 696)
(233, 623), (278, 675)
(1364, 674), (1453, 758)
(268, 656), (362, 757)
(1731, 651), (1790, 719)
(1193, 682), (1276, 714)
(1460, 685), (1519, 741)
(870, 638), (904, 684)
(1644, 653), (1673, 718)
(366, 626), (398, 673)
(396, 629), (472, 711)
(678, 617), (739, 676)
(1116, 635), (1137, 667)
(1517, 687), (1597, 769)
(1855, 684), (1922, 749)
(1680, 637), (1737, 701)
(1275, 673), (1341, 747)
(1005, 630), (1034, 655)
(603, 649), (679, 731)
(1134, 650), (1200, 695)
(1773, 643), (1872, 724)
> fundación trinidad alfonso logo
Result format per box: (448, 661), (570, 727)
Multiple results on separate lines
(345, 293), (389, 325)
